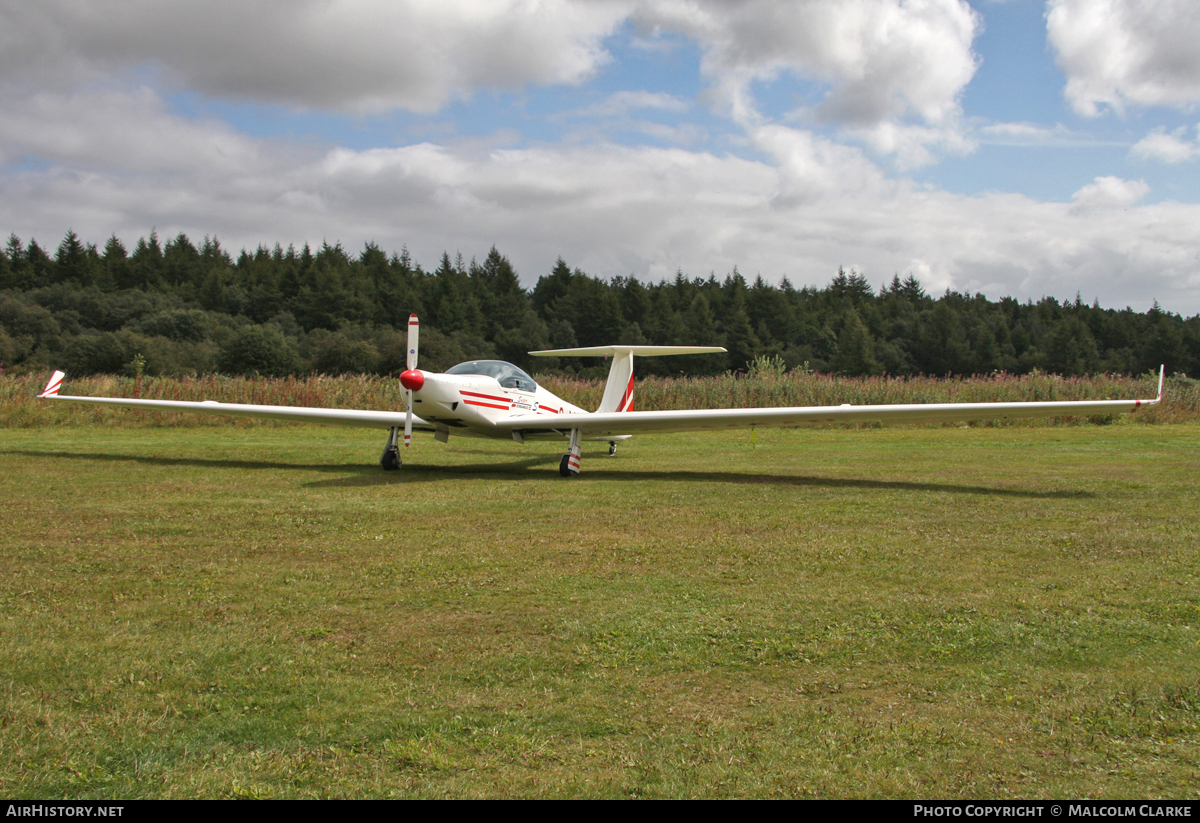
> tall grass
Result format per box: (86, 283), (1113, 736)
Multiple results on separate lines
(2, 370), (1195, 428)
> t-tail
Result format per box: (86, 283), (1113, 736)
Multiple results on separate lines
(528, 346), (726, 413)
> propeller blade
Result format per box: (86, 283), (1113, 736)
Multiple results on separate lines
(407, 314), (419, 371)
(403, 314), (419, 446)
(404, 389), (413, 447)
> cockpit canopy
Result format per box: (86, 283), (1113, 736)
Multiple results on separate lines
(445, 360), (538, 393)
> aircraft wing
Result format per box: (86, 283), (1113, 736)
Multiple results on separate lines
(37, 372), (430, 430)
(495, 396), (1159, 437)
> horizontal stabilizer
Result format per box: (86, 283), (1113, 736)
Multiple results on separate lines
(530, 345), (726, 357)
(530, 345), (725, 413)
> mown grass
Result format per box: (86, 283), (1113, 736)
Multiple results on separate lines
(1, 417), (1198, 798)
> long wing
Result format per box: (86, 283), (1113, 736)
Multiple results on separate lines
(37, 371), (431, 430)
(495, 372), (1164, 437)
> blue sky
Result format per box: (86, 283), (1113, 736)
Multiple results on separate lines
(3, 0), (1200, 312)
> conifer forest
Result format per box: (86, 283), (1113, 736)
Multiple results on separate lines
(1, 230), (1196, 380)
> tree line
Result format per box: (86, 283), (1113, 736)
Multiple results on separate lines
(1, 230), (1196, 379)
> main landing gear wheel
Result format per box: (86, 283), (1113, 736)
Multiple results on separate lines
(559, 454), (573, 477)
(609, 441), (617, 456)
(381, 445), (402, 470)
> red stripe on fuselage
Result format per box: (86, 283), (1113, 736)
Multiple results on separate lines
(462, 399), (511, 410)
(460, 390), (510, 404)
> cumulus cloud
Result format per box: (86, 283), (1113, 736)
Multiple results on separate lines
(1071, 176), (1150, 211)
(0, 0), (629, 112)
(1, 0), (984, 129)
(1131, 127), (1200, 162)
(846, 121), (975, 169)
(3, 86), (1196, 312)
(3, 2), (1198, 313)
(636, 0), (979, 127)
(0, 0), (982, 164)
(0, 89), (270, 173)
(1048, 0), (1200, 116)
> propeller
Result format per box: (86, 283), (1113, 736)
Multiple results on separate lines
(399, 313), (423, 446)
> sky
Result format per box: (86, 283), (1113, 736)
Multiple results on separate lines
(3, 0), (1200, 313)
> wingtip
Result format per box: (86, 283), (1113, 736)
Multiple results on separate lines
(1157, 364), (1165, 402)
(38, 369), (65, 399)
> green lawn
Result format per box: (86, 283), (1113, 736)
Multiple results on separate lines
(1, 423), (1198, 798)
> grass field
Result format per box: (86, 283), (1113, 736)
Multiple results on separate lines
(1, 420), (1198, 798)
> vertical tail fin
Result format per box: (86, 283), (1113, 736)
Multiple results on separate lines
(598, 351), (635, 413)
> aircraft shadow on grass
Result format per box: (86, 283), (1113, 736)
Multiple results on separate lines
(6, 448), (1093, 499)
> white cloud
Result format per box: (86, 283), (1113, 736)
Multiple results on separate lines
(561, 90), (701, 144)
(976, 121), (1079, 146)
(0, 88), (270, 173)
(1071, 176), (1150, 210)
(3, 87), (1197, 313)
(2, 0), (982, 129)
(571, 91), (689, 118)
(1047, 0), (1200, 116)
(847, 121), (975, 170)
(636, 0), (980, 130)
(0, 0), (982, 165)
(1131, 127), (1200, 162)
(3, 3), (1199, 314)
(980, 122), (1056, 141)
(0, 0), (630, 112)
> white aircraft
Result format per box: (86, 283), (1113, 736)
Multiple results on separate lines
(38, 314), (1164, 477)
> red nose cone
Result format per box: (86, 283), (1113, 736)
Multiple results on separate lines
(399, 369), (425, 391)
